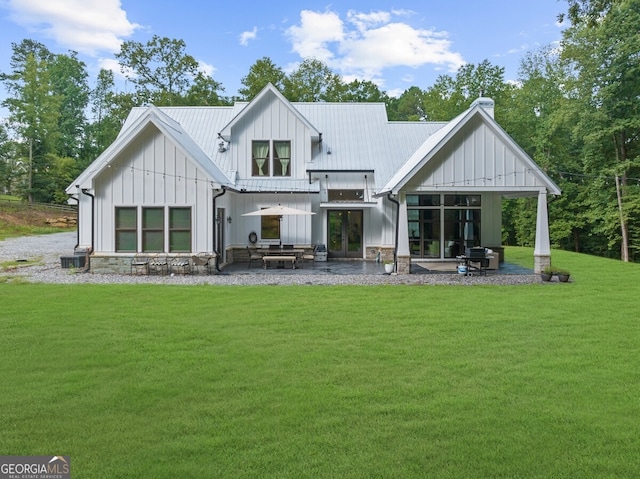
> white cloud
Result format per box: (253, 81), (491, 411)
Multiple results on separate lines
(5, 0), (140, 56)
(386, 88), (405, 99)
(286, 9), (465, 84)
(98, 57), (133, 80)
(239, 27), (258, 46)
(286, 10), (344, 63)
(346, 10), (392, 31)
(197, 59), (215, 77)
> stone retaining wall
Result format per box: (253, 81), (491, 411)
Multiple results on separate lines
(46, 215), (77, 227)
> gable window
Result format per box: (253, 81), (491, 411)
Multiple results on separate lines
(252, 140), (291, 177)
(252, 141), (269, 176)
(142, 207), (164, 252)
(273, 141), (291, 177)
(169, 207), (191, 252)
(115, 207), (137, 252)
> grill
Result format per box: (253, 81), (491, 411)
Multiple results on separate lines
(465, 247), (486, 260)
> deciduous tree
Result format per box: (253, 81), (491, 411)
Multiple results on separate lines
(283, 58), (343, 102)
(238, 57), (286, 101)
(561, 0), (640, 261)
(115, 35), (225, 106)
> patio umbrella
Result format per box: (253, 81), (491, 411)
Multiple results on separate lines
(241, 205), (316, 217)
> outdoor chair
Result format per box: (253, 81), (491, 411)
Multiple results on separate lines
(206, 254), (217, 274)
(148, 254), (168, 275)
(130, 254), (149, 275)
(299, 250), (315, 268)
(191, 253), (212, 274)
(247, 246), (263, 268)
(169, 256), (191, 275)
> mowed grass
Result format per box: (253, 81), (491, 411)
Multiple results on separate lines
(0, 248), (639, 478)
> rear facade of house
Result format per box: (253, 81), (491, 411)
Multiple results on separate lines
(68, 84), (560, 274)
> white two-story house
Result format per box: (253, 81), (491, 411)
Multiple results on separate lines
(67, 83), (560, 274)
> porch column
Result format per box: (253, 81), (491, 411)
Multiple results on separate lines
(533, 189), (551, 273)
(397, 192), (411, 274)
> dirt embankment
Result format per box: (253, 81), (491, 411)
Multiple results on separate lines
(0, 203), (77, 231)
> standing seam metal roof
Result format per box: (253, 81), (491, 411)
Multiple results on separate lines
(121, 102), (447, 191)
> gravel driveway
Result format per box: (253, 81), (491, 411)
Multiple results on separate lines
(0, 232), (540, 286)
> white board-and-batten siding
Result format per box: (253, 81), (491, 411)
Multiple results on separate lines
(230, 193), (315, 247)
(229, 98), (313, 180)
(91, 126), (219, 253)
(406, 119), (547, 192)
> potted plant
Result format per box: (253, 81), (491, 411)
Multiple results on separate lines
(556, 269), (571, 282)
(540, 266), (553, 282)
(384, 261), (394, 274)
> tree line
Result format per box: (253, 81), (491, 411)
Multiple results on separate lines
(1, 0), (638, 262)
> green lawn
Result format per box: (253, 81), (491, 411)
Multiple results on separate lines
(1, 248), (639, 478)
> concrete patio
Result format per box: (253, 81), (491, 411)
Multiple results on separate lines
(219, 259), (533, 277)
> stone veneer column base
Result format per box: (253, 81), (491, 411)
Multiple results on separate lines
(534, 254), (551, 274)
(396, 255), (411, 275)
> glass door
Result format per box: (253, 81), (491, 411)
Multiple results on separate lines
(328, 210), (363, 258)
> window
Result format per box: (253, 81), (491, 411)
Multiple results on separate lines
(444, 194), (481, 207)
(328, 190), (364, 202)
(261, 214), (280, 240)
(142, 207), (164, 252)
(407, 194), (440, 206)
(273, 141), (291, 177)
(115, 207), (192, 253)
(407, 194), (481, 259)
(169, 207), (191, 252)
(252, 140), (291, 177)
(115, 207), (137, 252)
(444, 209), (481, 256)
(252, 141), (269, 176)
(408, 209), (440, 258)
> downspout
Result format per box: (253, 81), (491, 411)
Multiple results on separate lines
(386, 192), (400, 273)
(81, 188), (95, 273)
(81, 188), (95, 253)
(212, 186), (227, 272)
(70, 192), (79, 250)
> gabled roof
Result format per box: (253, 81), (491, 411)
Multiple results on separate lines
(69, 90), (560, 199)
(376, 104), (561, 196)
(218, 83), (321, 142)
(66, 106), (232, 193)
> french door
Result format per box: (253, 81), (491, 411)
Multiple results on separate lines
(328, 210), (363, 258)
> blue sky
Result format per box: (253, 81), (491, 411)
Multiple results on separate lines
(0, 0), (567, 104)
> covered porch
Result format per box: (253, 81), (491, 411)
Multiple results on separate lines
(392, 188), (554, 274)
